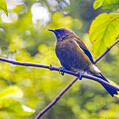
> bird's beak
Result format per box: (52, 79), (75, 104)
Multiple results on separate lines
(48, 29), (55, 32)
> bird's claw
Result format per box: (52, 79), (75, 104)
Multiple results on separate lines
(49, 65), (53, 70)
(75, 71), (84, 80)
(59, 67), (65, 76)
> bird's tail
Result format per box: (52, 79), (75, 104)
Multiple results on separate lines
(94, 73), (118, 97)
(89, 64), (118, 96)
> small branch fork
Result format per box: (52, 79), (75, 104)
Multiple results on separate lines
(0, 39), (118, 119)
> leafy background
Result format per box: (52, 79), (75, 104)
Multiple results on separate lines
(0, 0), (119, 119)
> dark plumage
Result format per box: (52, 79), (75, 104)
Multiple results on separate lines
(49, 28), (118, 97)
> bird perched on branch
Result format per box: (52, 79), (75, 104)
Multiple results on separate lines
(49, 28), (118, 97)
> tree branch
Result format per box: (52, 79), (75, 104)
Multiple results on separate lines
(94, 38), (119, 64)
(0, 57), (119, 90)
(35, 77), (79, 119)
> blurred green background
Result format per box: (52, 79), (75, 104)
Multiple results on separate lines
(0, 0), (119, 119)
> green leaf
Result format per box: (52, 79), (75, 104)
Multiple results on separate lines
(93, 0), (119, 11)
(0, 86), (35, 116)
(0, 98), (35, 116)
(0, 86), (23, 99)
(93, 0), (104, 9)
(89, 13), (119, 58)
(0, 0), (8, 16)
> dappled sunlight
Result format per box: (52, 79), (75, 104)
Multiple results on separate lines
(31, 3), (51, 25)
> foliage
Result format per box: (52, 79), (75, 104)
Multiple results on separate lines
(93, 0), (119, 11)
(0, 86), (34, 118)
(0, 0), (8, 15)
(0, 0), (119, 119)
(89, 0), (119, 58)
(89, 13), (119, 57)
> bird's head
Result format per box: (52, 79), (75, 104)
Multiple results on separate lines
(49, 28), (74, 41)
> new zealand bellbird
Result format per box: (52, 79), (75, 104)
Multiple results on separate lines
(49, 28), (118, 97)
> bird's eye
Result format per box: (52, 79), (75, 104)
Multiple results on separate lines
(62, 35), (69, 41)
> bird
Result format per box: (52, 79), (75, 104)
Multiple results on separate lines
(49, 28), (118, 97)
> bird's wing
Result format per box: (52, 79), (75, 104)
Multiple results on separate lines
(74, 38), (94, 63)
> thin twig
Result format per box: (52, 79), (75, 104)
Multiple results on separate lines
(35, 77), (79, 119)
(94, 38), (119, 64)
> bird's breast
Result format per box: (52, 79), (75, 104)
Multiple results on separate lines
(55, 39), (91, 71)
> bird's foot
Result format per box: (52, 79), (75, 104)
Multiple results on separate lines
(75, 71), (84, 80)
(49, 65), (53, 70)
(59, 67), (65, 76)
